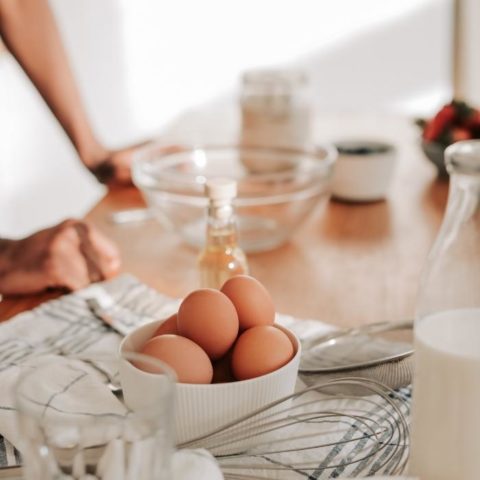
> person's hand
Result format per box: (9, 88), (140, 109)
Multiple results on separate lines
(0, 219), (120, 295)
(87, 145), (142, 188)
(86, 143), (182, 188)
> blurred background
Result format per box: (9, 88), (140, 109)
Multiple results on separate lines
(1, 0), (478, 238)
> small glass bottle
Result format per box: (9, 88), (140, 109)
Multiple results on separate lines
(198, 178), (249, 289)
(409, 140), (480, 479)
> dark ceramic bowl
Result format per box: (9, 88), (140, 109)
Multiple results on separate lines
(421, 140), (448, 178)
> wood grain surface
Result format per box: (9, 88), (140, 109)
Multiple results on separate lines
(0, 114), (449, 327)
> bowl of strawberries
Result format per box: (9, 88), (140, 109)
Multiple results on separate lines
(417, 100), (480, 178)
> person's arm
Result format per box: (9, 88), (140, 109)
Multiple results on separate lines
(0, 220), (120, 295)
(0, 0), (134, 185)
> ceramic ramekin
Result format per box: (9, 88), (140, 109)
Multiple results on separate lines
(119, 319), (301, 450)
(331, 139), (396, 202)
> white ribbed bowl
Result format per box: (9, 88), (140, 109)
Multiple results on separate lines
(119, 320), (300, 447)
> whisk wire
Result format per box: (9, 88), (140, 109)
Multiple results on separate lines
(180, 378), (410, 478)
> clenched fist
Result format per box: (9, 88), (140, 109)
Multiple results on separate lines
(0, 219), (120, 295)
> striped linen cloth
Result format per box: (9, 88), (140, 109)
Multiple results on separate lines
(0, 275), (177, 474)
(0, 275), (411, 478)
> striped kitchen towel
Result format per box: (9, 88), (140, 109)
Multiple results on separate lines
(0, 274), (178, 472)
(0, 274), (410, 478)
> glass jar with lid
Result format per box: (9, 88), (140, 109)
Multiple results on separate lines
(239, 69), (312, 172)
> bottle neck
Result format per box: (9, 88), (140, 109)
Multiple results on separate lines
(416, 171), (480, 319)
(206, 202), (239, 247)
(446, 172), (480, 223)
(450, 171), (480, 188)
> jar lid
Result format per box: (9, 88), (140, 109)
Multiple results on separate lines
(242, 68), (307, 95)
(445, 140), (480, 175)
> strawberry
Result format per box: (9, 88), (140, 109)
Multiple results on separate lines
(423, 104), (456, 141)
(451, 127), (472, 142)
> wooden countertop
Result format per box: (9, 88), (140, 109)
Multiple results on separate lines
(0, 114), (449, 328)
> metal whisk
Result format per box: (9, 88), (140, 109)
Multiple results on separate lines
(179, 378), (410, 479)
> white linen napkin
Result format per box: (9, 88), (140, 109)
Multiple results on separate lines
(173, 449), (224, 480)
(0, 274), (410, 479)
(0, 276), (175, 451)
(0, 275), (222, 479)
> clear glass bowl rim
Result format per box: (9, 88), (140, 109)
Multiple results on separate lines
(132, 143), (338, 207)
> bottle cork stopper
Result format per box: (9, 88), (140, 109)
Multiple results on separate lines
(205, 178), (237, 201)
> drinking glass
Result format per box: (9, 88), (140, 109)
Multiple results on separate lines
(14, 352), (174, 480)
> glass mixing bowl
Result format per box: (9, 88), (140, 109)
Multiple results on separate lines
(132, 144), (337, 253)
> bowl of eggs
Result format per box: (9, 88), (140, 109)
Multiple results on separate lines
(119, 275), (300, 448)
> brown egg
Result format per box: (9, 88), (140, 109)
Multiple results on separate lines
(231, 326), (294, 381)
(153, 313), (178, 337)
(137, 334), (213, 384)
(178, 289), (239, 360)
(221, 275), (275, 330)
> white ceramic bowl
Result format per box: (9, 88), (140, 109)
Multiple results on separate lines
(331, 140), (396, 202)
(119, 320), (300, 449)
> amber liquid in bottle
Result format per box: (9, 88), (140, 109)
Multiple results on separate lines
(198, 179), (249, 289)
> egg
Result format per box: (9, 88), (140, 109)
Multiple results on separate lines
(177, 289), (239, 360)
(137, 334), (213, 384)
(221, 275), (275, 330)
(231, 325), (294, 381)
(153, 313), (178, 337)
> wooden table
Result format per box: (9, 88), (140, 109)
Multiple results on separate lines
(0, 114), (449, 328)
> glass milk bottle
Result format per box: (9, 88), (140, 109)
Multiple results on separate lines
(198, 178), (249, 289)
(409, 140), (480, 480)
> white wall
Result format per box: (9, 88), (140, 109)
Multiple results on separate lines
(0, 0), (453, 237)
(50, 0), (453, 145)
